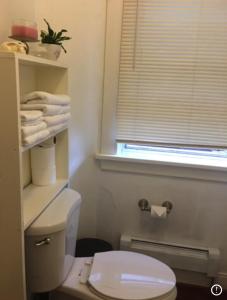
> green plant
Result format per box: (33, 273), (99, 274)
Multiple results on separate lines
(40, 19), (71, 53)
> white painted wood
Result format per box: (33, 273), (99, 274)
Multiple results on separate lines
(0, 56), (26, 300)
(96, 154), (227, 182)
(0, 52), (69, 300)
(100, 0), (123, 154)
(0, 52), (68, 69)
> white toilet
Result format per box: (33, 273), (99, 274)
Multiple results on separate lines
(25, 188), (177, 300)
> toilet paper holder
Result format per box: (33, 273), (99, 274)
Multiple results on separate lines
(138, 199), (173, 215)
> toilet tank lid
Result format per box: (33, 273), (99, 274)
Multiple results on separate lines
(26, 188), (81, 236)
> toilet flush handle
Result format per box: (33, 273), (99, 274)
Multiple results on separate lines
(35, 237), (51, 247)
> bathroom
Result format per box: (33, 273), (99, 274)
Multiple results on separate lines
(0, 0), (227, 299)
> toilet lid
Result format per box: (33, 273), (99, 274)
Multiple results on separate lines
(88, 251), (176, 300)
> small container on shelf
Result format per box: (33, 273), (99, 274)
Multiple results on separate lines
(11, 19), (38, 41)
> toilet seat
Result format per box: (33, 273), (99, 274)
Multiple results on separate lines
(89, 251), (176, 300)
(58, 251), (177, 300)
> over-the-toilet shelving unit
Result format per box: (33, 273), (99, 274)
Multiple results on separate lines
(0, 52), (69, 300)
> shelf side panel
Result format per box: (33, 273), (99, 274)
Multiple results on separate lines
(0, 57), (26, 299)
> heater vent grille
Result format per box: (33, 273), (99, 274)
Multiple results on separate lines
(120, 235), (220, 277)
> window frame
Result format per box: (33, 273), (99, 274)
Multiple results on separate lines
(99, 0), (227, 176)
(101, 0), (123, 154)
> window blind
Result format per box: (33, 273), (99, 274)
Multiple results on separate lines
(116, 0), (227, 147)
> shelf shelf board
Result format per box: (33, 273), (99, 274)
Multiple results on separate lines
(0, 51), (67, 69)
(21, 125), (68, 152)
(23, 178), (69, 230)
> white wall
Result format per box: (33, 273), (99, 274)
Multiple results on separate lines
(34, 0), (106, 237)
(96, 168), (227, 282)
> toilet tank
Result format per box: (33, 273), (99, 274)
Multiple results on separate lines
(25, 188), (81, 293)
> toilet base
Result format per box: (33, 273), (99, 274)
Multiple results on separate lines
(51, 257), (177, 300)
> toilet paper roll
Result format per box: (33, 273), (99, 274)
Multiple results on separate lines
(31, 145), (55, 169)
(31, 165), (56, 186)
(150, 205), (167, 219)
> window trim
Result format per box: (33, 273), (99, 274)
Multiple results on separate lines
(96, 153), (227, 182)
(100, 0), (123, 154)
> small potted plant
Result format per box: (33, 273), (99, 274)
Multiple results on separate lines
(40, 19), (71, 60)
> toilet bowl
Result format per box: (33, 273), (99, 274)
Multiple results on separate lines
(56, 252), (177, 300)
(25, 188), (177, 300)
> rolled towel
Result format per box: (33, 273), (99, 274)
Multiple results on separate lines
(20, 110), (43, 122)
(21, 121), (47, 138)
(22, 91), (70, 105)
(48, 123), (68, 135)
(22, 129), (50, 146)
(43, 113), (70, 127)
(21, 103), (70, 116)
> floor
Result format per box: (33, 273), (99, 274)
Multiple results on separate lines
(176, 283), (227, 300)
(36, 283), (227, 300)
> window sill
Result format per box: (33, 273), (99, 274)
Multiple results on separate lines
(96, 153), (227, 182)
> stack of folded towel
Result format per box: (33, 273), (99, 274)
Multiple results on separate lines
(20, 110), (49, 146)
(20, 91), (71, 146)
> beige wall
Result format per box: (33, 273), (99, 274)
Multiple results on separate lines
(0, 0), (35, 42)
(0, 0), (10, 41)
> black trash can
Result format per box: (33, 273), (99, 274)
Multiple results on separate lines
(75, 238), (113, 257)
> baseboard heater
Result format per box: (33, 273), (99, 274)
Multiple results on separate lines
(120, 235), (220, 277)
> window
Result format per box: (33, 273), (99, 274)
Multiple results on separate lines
(101, 0), (227, 163)
(118, 144), (227, 159)
(117, 143), (227, 167)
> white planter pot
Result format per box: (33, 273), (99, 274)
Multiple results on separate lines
(29, 43), (62, 60)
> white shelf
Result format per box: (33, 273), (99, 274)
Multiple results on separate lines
(21, 125), (68, 152)
(0, 51), (67, 69)
(0, 49), (69, 299)
(23, 178), (69, 230)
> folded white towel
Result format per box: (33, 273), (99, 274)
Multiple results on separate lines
(22, 119), (43, 127)
(43, 113), (70, 127)
(20, 110), (43, 122)
(21, 103), (70, 116)
(22, 129), (50, 146)
(23, 91), (70, 105)
(48, 122), (68, 135)
(21, 122), (47, 138)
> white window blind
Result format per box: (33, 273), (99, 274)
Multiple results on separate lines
(116, 0), (227, 147)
